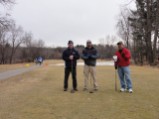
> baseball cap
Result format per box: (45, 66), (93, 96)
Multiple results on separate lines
(117, 41), (123, 45)
(87, 40), (92, 44)
(68, 40), (73, 44)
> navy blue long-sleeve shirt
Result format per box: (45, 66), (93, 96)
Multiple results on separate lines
(62, 48), (80, 68)
(81, 47), (98, 66)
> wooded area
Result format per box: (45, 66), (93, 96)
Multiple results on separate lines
(117, 0), (159, 65)
(0, 0), (159, 65)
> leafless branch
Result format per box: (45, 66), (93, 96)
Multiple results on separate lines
(0, 0), (15, 5)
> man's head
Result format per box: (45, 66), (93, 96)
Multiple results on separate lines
(68, 40), (74, 49)
(117, 41), (124, 50)
(86, 40), (93, 48)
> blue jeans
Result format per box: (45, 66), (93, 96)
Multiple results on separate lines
(117, 66), (132, 89)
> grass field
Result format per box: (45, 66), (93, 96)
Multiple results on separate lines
(0, 60), (159, 119)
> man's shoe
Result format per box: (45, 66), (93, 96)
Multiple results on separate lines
(94, 89), (98, 91)
(74, 89), (78, 91)
(128, 89), (133, 93)
(120, 88), (126, 92)
(64, 89), (67, 91)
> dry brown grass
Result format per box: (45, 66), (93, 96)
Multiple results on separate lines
(0, 60), (159, 119)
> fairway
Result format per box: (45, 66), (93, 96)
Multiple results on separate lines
(0, 60), (159, 119)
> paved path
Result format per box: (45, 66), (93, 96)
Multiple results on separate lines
(0, 65), (38, 81)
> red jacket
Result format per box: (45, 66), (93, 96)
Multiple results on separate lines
(115, 48), (131, 67)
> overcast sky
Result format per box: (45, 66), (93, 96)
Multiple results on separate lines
(11, 0), (135, 47)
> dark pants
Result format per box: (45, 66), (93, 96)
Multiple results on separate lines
(64, 67), (77, 90)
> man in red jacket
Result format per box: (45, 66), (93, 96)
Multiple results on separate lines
(114, 41), (133, 93)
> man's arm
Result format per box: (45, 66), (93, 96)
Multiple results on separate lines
(81, 50), (89, 60)
(90, 49), (98, 59)
(114, 52), (119, 69)
(121, 49), (131, 60)
(114, 62), (118, 69)
(73, 50), (80, 60)
(62, 50), (70, 61)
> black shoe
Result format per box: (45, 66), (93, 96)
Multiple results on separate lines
(64, 89), (67, 91)
(74, 89), (78, 91)
(94, 89), (98, 91)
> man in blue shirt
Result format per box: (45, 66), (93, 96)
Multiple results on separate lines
(82, 40), (98, 91)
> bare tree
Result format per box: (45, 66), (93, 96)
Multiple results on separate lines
(20, 32), (33, 62)
(0, 0), (15, 26)
(0, 25), (10, 64)
(0, 0), (15, 4)
(21, 32), (46, 62)
(153, 0), (159, 63)
(31, 39), (45, 58)
(9, 22), (24, 64)
(116, 8), (132, 48)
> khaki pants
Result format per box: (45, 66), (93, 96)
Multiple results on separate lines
(83, 65), (98, 89)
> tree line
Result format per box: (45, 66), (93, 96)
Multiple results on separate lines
(0, 42), (116, 64)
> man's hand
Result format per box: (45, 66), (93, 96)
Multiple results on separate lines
(121, 53), (125, 58)
(115, 65), (118, 70)
(69, 55), (74, 60)
(113, 55), (118, 62)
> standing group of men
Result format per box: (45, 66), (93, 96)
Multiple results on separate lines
(62, 40), (133, 93)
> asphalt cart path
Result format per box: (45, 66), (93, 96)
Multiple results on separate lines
(0, 65), (39, 81)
